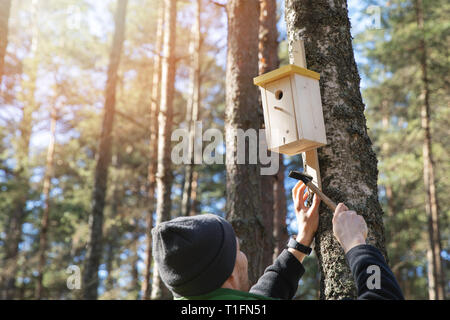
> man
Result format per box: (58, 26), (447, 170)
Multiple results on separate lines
(152, 181), (404, 300)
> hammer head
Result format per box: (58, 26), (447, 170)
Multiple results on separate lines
(288, 171), (313, 185)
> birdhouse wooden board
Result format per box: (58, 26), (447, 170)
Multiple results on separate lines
(254, 64), (327, 156)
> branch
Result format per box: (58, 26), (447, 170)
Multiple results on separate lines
(210, 0), (226, 9)
(115, 109), (147, 130)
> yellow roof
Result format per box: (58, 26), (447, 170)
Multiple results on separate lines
(253, 64), (320, 87)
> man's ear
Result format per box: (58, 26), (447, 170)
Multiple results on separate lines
(221, 268), (238, 290)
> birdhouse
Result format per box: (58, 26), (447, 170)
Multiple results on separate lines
(254, 64), (327, 156)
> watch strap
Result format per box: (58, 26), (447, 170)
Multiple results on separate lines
(287, 237), (312, 256)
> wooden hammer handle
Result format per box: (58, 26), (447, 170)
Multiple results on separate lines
(305, 182), (337, 212)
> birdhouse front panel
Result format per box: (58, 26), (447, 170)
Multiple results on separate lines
(254, 64), (327, 156)
(261, 77), (298, 149)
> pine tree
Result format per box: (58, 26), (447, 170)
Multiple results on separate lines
(151, 0), (177, 300)
(141, 0), (165, 301)
(285, 0), (387, 299)
(225, 0), (264, 284)
(0, 0), (12, 84)
(82, 0), (128, 300)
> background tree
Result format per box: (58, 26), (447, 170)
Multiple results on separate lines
(355, 0), (449, 299)
(35, 100), (58, 299)
(1, 0), (39, 299)
(180, 0), (202, 218)
(151, 0), (177, 300)
(141, 0), (165, 301)
(225, 0), (265, 285)
(258, 0), (281, 267)
(82, 0), (128, 300)
(0, 0), (12, 84)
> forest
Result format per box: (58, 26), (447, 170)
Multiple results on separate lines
(0, 0), (448, 300)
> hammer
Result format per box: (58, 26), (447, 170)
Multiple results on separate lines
(288, 171), (337, 212)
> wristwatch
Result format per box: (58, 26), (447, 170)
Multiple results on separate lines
(287, 238), (312, 256)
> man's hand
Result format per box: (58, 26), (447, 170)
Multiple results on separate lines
(292, 181), (320, 247)
(332, 203), (368, 253)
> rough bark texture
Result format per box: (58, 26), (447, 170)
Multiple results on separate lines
(36, 104), (57, 299)
(285, 0), (387, 299)
(82, 0), (128, 300)
(258, 0), (279, 268)
(273, 154), (288, 260)
(151, 0), (177, 300)
(225, 0), (264, 285)
(414, 0), (445, 300)
(141, 0), (165, 301)
(0, 0), (12, 84)
(181, 0), (201, 217)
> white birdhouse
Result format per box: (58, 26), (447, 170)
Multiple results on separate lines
(254, 64), (327, 156)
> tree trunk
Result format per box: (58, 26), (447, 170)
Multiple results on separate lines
(258, 0), (279, 268)
(285, 0), (387, 299)
(141, 0), (165, 301)
(414, 0), (445, 300)
(189, 170), (200, 216)
(181, 0), (201, 217)
(273, 154), (288, 260)
(130, 229), (140, 299)
(225, 0), (264, 285)
(35, 104), (57, 299)
(0, 0), (12, 84)
(151, 0), (177, 300)
(1, 0), (39, 299)
(82, 0), (128, 300)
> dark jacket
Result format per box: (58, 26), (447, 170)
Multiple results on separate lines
(176, 244), (404, 300)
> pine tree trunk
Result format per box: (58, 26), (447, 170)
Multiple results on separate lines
(35, 104), (57, 299)
(1, 1), (38, 299)
(151, 0), (177, 300)
(0, 0), (12, 84)
(141, 0), (164, 301)
(273, 154), (288, 260)
(181, 0), (201, 217)
(285, 0), (387, 299)
(82, 0), (128, 300)
(225, 0), (264, 285)
(189, 170), (200, 216)
(414, 0), (445, 300)
(258, 0), (279, 268)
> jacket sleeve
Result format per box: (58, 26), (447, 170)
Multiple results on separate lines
(249, 249), (305, 300)
(345, 244), (405, 300)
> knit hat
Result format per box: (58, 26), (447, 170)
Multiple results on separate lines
(152, 214), (237, 297)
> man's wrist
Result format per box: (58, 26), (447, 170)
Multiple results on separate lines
(343, 237), (366, 254)
(288, 248), (307, 263)
(296, 231), (314, 247)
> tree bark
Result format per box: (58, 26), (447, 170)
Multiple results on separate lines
(258, 0), (279, 268)
(414, 0), (445, 300)
(141, 0), (165, 301)
(225, 0), (264, 285)
(273, 154), (288, 260)
(189, 170), (200, 216)
(151, 0), (177, 300)
(181, 0), (201, 217)
(0, 0), (12, 84)
(82, 0), (128, 300)
(285, 0), (387, 299)
(35, 104), (58, 299)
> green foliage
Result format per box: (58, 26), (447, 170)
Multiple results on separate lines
(354, 0), (449, 299)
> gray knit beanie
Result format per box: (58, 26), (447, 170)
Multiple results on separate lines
(152, 214), (237, 297)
